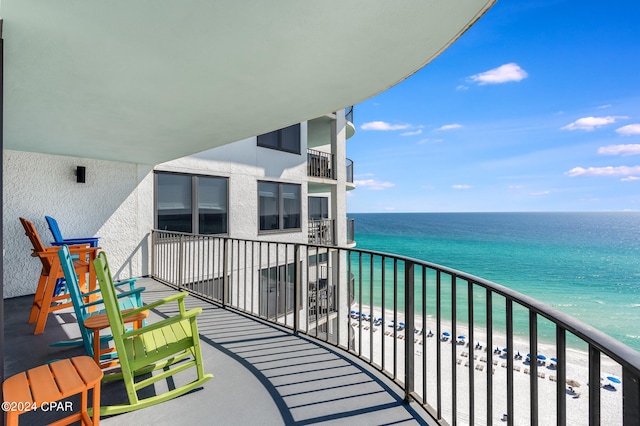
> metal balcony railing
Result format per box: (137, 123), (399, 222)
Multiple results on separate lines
(347, 217), (355, 244)
(308, 218), (334, 245)
(345, 105), (354, 124)
(151, 230), (640, 426)
(307, 149), (334, 179)
(346, 158), (354, 183)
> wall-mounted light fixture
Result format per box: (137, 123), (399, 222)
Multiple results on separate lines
(76, 166), (86, 183)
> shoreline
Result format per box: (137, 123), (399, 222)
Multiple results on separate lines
(349, 304), (623, 425)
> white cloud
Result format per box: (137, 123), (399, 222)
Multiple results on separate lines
(507, 185), (524, 190)
(452, 184), (472, 190)
(565, 165), (640, 177)
(621, 176), (640, 182)
(401, 129), (422, 136)
(436, 124), (463, 131)
(597, 104), (612, 109)
(417, 138), (443, 144)
(616, 124), (640, 136)
(530, 190), (551, 196)
(354, 179), (395, 190)
(361, 121), (411, 131)
(456, 85), (469, 91)
(468, 63), (528, 85)
(598, 144), (640, 156)
(561, 116), (627, 131)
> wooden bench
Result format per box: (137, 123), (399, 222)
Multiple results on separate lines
(3, 356), (103, 425)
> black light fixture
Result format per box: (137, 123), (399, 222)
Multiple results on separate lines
(76, 166), (86, 183)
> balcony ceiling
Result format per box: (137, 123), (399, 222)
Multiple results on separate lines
(2, 0), (495, 165)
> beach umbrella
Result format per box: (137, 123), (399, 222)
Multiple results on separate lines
(550, 357), (557, 362)
(458, 335), (466, 339)
(607, 376), (621, 384)
(443, 332), (450, 337)
(537, 354), (546, 360)
(566, 379), (581, 388)
(502, 347), (508, 352)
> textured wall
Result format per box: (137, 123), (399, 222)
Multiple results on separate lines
(3, 150), (153, 298)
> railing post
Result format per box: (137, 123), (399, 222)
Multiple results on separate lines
(150, 230), (156, 279)
(588, 345), (601, 425)
(223, 238), (229, 307)
(178, 234), (184, 288)
(623, 367), (640, 424)
(404, 261), (415, 402)
(294, 244), (300, 334)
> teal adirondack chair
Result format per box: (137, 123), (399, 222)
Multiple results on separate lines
(94, 251), (212, 415)
(51, 245), (146, 364)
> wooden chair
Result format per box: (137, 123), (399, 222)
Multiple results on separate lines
(45, 215), (100, 247)
(19, 217), (98, 335)
(94, 251), (213, 415)
(53, 245), (148, 368)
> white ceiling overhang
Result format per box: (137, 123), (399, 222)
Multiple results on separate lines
(2, 0), (495, 164)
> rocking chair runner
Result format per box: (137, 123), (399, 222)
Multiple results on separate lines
(94, 252), (212, 415)
(19, 217), (98, 334)
(54, 245), (148, 367)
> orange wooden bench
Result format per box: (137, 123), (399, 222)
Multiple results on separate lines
(3, 356), (103, 426)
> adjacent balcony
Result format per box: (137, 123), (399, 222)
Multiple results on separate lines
(347, 217), (355, 245)
(307, 149), (334, 180)
(308, 218), (335, 245)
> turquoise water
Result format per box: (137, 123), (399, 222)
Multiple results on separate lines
(349, 212), (640, 351)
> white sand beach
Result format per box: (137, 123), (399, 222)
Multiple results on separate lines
(350, 306), (623, 426)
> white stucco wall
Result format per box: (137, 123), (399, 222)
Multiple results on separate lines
(3, 150), (154, 298)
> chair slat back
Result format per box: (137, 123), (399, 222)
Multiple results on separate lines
(19, 217), (52, 272)
(58, 245), (94, 356)
(94, 252), (126, 340)
(45, 216), (65, 243)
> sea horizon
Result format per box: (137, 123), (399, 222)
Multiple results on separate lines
(346, 211), (640, 351)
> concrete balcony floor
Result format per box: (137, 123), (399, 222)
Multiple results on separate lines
(4, 278), (435, 425)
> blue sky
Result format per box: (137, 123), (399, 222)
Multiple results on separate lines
(346, 0), (640, 213)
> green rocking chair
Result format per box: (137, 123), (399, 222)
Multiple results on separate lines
(93, 251), (213, 415)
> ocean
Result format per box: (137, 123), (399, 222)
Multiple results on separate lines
(349, 212), (640, 351)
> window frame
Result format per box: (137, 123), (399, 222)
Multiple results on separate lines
(258, 180), (302, 233)
(256, 124), (301, 155)
(154, 171), (229, 235)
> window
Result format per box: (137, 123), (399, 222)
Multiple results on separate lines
(308, 197), (329, 220)
(156, 172), (228, 234)
(257, 124), (301, 154)
(258, 181), (301, 231)
(260, 263), (296, 319)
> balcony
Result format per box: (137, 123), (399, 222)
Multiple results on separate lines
(8, 231), (639, 425)
(307, 149), (334, 180)
(345, 106), (356, 140)
(308, 218), (335, 245)
(148, 231), (640, 425)
(347, 217), (355, 245)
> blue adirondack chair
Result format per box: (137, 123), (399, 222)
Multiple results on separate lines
(46, 215), (100, 247)
(51, 245), (146, 364)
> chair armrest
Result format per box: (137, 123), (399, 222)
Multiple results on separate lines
(38, 245), (99, 258)
(114, 278), (138, 291)
(82, 288), (146, 308)
(122, 308), (202, 338)
(120, 292), (188, 318)
(51, 238), (99, 245)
